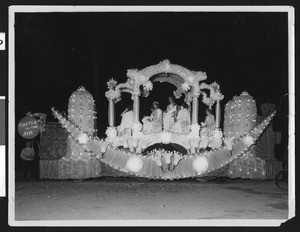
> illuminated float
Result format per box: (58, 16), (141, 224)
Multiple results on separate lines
(51, 60), (275, 180)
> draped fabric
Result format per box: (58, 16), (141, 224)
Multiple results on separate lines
(264, 160), (282, 179)
(227, 148), (266, 179)
(39, 160), (59, 179)
(255, 124), (275, 160)
(57, 156), (101, 179)
(142, 108), (162, 134)
(163, 104), (177, 130)
(255, 103), (276, 160)
(39, 122), (68, 160)
(39, 158), (102, 180)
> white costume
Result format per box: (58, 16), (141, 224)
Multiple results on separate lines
(170, 107), (191, 134)
(204, 114), (215, 128)
(117, 110), (134, 136)
(142, 108), (162, 134)
(201, 113), (216, 136)
(163, 103), (177, 131)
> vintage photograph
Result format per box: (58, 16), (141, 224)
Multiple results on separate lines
(9, 6), (294, 226)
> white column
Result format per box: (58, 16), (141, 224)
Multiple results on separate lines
(215, 100), (221, 128)
(133, 94), (140, 123)
(108, 99), (114, 127)
(192, 95), (199, 124)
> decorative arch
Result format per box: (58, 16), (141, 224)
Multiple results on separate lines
(128, 59), (207, 82)
(126, 59), (207, 97)
(105, 60), (224, 130)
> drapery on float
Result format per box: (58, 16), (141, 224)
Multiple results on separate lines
(52, 60), (275, 180)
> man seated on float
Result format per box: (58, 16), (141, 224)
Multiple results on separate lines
(200, 108), (216, 135)
(170, 102), (191, 134)
(142, 101), (162, 134)
(117, 105), (134, 136)
(163, 96), (177, 131)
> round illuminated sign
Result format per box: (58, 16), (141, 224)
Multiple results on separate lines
(17, 116), (40, 139)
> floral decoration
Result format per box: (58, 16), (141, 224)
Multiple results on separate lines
(143, 81), (153, 91)
(160, 131), (172, 144)
(243, 135), (254, 147)
(105, 127), (117, 140)
(26, 111), (47, 132)
(201, 92), (213, 107)
(107, 78), (117, 90)
(105, 89), (121, 101)
(211, 91), (224, 101)
(213, 128), (223, 140)
(181, 82), (190, 91)
(132, 122), (143, 132)
(100, 141), (108, 153)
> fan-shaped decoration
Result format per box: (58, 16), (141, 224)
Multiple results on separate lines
(52, 108), (275, 180)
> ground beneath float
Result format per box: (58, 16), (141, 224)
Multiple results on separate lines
(14, 177), (288, 221)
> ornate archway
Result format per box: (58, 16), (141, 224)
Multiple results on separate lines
(105, 59), (224, 130)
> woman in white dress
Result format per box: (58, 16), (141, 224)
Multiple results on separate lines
(201, 108), (215, 134)
(170, 103), (191, 134)
(142, 101), (162, 134)
(117, 105), (134, 136)
(163, 96), (177, 131)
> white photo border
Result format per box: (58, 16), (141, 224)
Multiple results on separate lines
(8, 5), (295, 227)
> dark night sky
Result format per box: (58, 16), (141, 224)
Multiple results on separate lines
(14, 11), (289, 139)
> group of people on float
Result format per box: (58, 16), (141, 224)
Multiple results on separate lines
(116, 95), (215, 136)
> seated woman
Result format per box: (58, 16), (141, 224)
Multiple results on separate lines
(142, 101), (162, 134)
(200, 108), (216, 135)
(117, 105), (134, 136)
(163, 96), (177, 131)
(170, 103), (191, 134)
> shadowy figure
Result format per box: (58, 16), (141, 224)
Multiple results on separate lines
(20, 140), (36, 181)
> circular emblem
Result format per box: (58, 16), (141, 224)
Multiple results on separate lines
(17, 116), (40, 139)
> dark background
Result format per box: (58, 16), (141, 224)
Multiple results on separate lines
(0, 0), (299, 231)
(14, 11), (289, 163)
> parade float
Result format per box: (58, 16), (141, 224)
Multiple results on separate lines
(41, 60), (276, 180)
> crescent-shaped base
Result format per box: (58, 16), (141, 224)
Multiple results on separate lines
(52, 108), (275, 180)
